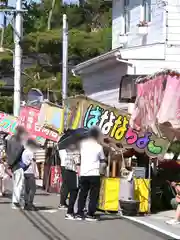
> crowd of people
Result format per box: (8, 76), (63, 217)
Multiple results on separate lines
(0, 125), (106, 222)
(1, 124), (180, 225)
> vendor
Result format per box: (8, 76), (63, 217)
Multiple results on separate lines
(166, 182), (180, 225)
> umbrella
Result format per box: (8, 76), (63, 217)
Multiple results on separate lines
(58, 128), (89, 150)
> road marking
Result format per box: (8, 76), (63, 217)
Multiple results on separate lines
(123, 216), (180, 239)
(39, 209), (58, 213)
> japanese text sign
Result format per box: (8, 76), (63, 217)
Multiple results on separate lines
(65, 96), (170, 157)
(19, 106), (60, 142)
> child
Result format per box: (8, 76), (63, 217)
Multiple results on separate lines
(20, 139), (39, 211)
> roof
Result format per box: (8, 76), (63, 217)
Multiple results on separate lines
(72, 47), (121, 75)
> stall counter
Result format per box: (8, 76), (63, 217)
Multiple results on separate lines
(99, 177), (150, 213)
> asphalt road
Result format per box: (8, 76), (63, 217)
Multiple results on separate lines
(0, 190), (173, 240)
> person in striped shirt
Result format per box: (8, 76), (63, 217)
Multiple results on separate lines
(64, 144), (80, 220)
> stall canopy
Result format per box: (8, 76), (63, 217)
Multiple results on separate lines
(64, 95), (170, 158)
(129, 69), (180, 141)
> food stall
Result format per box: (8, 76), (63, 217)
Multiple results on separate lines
(129, 69), (180, 213)
(64, 95), (170, 214)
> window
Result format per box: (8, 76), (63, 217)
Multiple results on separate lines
(143, 0), (151, 22)
(124, 0), (130, 33)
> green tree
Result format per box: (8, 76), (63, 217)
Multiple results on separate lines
(0, 0), (112, 112)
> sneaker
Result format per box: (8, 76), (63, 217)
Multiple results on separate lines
(65, 214), (75, 220)
(74, 214), (84, 221)
(58, 204), (68, 210)
(24, 205), (30, 211)
(85, 215), (99, 222)
(166, 219), (180, 225)
(118, 210), (123, 216)
(12, 203), (21, 209)
(0, 192), (3, 197)
(24, 205), (37, 211)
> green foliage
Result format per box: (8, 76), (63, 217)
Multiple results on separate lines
(0, 52), (13, 74)
(0, 95), (13, 113)
(0, 0), (112, 110)
(168, 141), (180, 155)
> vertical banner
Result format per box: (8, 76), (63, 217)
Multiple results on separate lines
(50, 166), (61, 193)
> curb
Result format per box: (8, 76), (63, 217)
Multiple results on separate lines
(123, 216), (180, 239)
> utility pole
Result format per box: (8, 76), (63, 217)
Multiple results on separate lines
(62, 14), (68, 105)
(13, 0), (23, 117)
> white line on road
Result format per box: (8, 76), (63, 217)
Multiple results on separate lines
(123, 216), (180, 239)
(39, 209), (58, 213)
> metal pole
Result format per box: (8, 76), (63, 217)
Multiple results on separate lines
(13, 0), (23, 117)
(62, 14), (68, 106)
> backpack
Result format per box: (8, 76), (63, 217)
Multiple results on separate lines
(6, 136), (24, 167)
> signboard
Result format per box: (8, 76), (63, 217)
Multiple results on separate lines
(38, 102), (64, 134)
(19, 106), (60, 142)
(0, 112), (46, 145)
(65, 96), (170, 157)
(0, 106), (60, 143)
(0, 112), (17, 134)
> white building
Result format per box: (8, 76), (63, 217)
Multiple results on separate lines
(72, 0), (180, 110)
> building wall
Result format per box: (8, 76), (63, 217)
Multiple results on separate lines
(165, 1), (180, 63)
(81, 61), (128, 109)
(112, 0), (124, 49)
(127, 59), (180, 75)
(125, 1), (180, 74)
(112, 0), (165, 49)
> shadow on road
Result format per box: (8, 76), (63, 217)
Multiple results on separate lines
(21, 209), (71, 240)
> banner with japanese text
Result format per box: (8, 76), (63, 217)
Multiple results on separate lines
(19, 106), (60, 142)
(0, 107), (60, 144)
(65, 95), (170, 157)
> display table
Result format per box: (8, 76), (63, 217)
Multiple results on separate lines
(99, 177), (150, 213)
